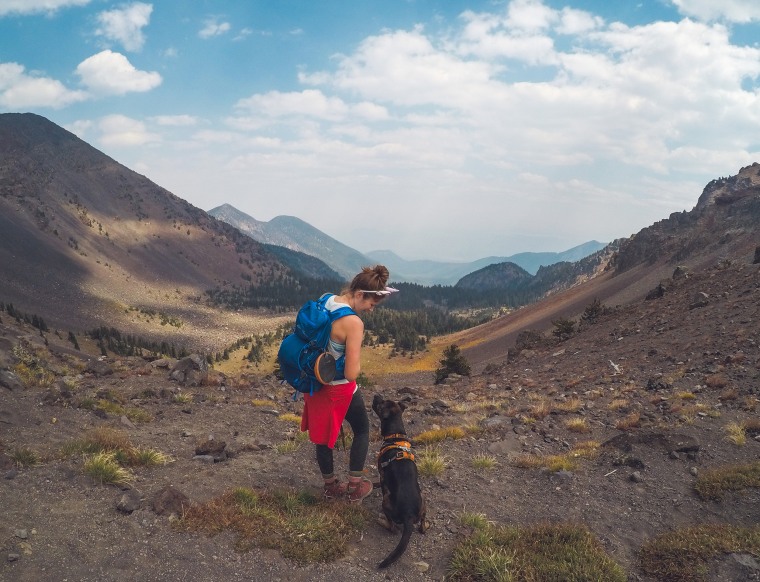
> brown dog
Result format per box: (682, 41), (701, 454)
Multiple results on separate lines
(372, 394), (428, 569)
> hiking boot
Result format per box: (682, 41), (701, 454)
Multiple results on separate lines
(346, 478), (373, 503)
(323, 479), (347, 500)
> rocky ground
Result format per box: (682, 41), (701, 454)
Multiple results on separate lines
(1, 257), (759, 582)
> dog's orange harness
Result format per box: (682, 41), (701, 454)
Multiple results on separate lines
(378, 433), (415, 468)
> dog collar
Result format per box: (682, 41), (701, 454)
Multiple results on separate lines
(382, 433), (407, 441)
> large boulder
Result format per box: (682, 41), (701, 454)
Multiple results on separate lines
(0, 337), (16, 369)
(169, 354), (208, 386)
(0, 370), (24, 392)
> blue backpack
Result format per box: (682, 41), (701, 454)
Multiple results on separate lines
(277, 294), (356, 396)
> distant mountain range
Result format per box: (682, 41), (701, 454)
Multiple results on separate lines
(365, 241), (607, 284)
(207, 204), (366, 280)
(208, 203), (607, 285)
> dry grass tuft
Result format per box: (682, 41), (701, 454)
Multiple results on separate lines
(615, 412), (641, 431)
(10, 447), (42, 468)
(448, 521), (626, 581)
(509, 441), (599, 473)
(278, 413), (302, 424)
(83, 452), (134, 485)
(414, 425), (468, 445)
(528, 399), (552, 420)
(554, 397), (582, 413)
(724, 422), (747, 446)
(11, 344), (55, 388)
(565, 418), (591, 433)
(61, 427), (173, 482)
(178, 487), (368, 563)
(417, 446), (447, 477)
(640, 524), (760, 581)
(694, 461), (760, 501)
(471, 454), (498, 470)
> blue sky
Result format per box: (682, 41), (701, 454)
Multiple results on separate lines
(2, 1), (759, 262)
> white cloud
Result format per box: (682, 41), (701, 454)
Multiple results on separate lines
(75, 50), (162, 95)
(0, 0), (90, 17)
(457, 2), (602, 64)
(0, 62), (87, 109)
(557, 7), (604, 35)
(150, 114), (200, 126)
(306, 28), (497, 109)
(505, 0), (557, 32)
(199, 18), (231, 39)
(672, 0), (760, 23)
(458, 10), (558, 64)
(233, 27), (252, 41)
(97, 114), (160, 147)
(95, 2), (153, 52)
(236, 89), (350, 121)
(64, 118), (92, 139)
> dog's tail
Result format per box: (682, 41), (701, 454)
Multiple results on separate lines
(378, 519), (413, 569)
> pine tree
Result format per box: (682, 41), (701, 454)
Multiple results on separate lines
(434, 344), (471, 384)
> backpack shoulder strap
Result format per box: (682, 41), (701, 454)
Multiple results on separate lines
(322, 294), (356, 322)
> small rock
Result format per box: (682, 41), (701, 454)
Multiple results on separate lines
(193, 455), (216, 463)
(413, 561), (430, 573)
(151, 485), (190, 517)
(7, 554), (19, 562)
(117, 490), (142, 514)
(689, 467), (698, 476)
(553, 470), (574, 482)
(14, 529), (28, 539)
(630, 471), (644, 483)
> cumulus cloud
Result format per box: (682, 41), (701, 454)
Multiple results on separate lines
(95, 2), (153, 52)
(0, 0), (90, 17)
(75, 50), (162, 95)
(150, 114), (200, 126)
(672, 0), (760, 23)
(236, 89), (350, 121)
(0, 62), (87, 109)
(199, 18), (231, 39)
(304, 28), (497, 109)
(97, 114), (160, 146)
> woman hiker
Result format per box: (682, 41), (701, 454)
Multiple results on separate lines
(300, 265), (398, 502)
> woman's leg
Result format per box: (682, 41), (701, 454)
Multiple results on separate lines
(315, 444), (334, 476)
(344, 390), (369, 475)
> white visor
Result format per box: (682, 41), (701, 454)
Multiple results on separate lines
(358, 286), (399, 297)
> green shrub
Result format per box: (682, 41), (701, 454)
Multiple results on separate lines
(435, 344), (471, 384)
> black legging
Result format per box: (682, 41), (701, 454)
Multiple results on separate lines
(315, 390), (369, 476)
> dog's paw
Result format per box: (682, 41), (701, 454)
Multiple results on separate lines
(376, 513), (397, 532)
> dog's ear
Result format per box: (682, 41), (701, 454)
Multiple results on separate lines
(398, 401), (407, 411)
(372, 394), (384, 414)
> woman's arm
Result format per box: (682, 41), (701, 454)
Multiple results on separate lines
(340, 315), (364, 381)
